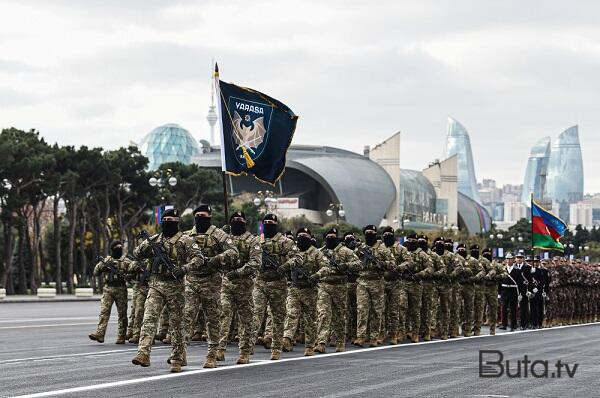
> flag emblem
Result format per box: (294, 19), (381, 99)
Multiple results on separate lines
(229, 97), (273, 168)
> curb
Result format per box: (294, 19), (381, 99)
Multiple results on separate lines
(0, 297), (103, 304)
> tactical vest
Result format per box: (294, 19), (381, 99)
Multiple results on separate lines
(232, 232), (256, 269)
(103, 257), (127, 287)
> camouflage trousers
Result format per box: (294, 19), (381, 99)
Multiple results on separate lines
(132, 285), (149, 339)
(95, 286), (128, 339)
(137, 278), (185, 364)
(218, 277), (254, 355)
(158, 305), (170, 336)
(448, 284), (462, 336)
(346, 282), (358, 341)
(406, 281), (423, 338)
(420, 281), (435, 335)
(183, 273), (222, 357)
(461, 283), (475, 335)
(252, 278), (287, 352)
(284, 286), (318, 348)
(381, 280), (406, 338)
(317, 282), (348, 345)
(433, 283), (451, 337)
(473, 283), (486, 333)
(356, 278), (384, 341)
(127, 284), (138, 337)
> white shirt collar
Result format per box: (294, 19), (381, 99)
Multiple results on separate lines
(507, 265), (514, 273)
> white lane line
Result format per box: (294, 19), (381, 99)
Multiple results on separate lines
(11, 322), (600, 398)
(0, 346), (172, 365)
(0, 317), (98, 323)
(0, 322), (113, 330)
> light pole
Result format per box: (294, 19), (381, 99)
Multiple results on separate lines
(253, 190), (278, 215)
(326, 203), (345, 226)
(489, 233), (504, 258)
(148, 168), (177, 202)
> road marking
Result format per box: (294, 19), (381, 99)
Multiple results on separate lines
(0, 317), (98, 323)
(12, 322), (599, 398)
(0, 322), (113, 330)
(0, 346), (173, 365)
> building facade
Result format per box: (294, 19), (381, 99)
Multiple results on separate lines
(138, 123), (201, 170)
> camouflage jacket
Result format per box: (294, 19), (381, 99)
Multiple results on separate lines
(133, 231), (203, 281)
(441, 251), (461, 284)
(428, 250), (449, 283)
(259, 232), (303, 282)
(128, 259), (151, 287)
(280, 245), (327, 288)
(480, 257), (505, 283)
(184, 225), (238, 277)
(467, 256), (486, 283)
(93, 255), (131, 287)
(316, 243), (361, 284)
(397, 247), (433, 282)
(450, 254), (472, 283)
(224, 231), (261, 280)
(384, 243), (410, 281)
(355, 240), (394, 279)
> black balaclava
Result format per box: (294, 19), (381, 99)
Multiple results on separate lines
(444, 239), (454, 253)
(457, 246), (468, 258)
(363, 225), (377, 246)
(110, 241), (123, 259)
(296, 228), (312, 251)
(263, 213), (278, 239)
(470, 249), (480, 258)
(344, 235), (357, 250)
(326, 236), (339, 250)
(230, 212), (246, 236)
(382, 227), (395, 248)
(434, 241), (445, 255)
(405, 234), (418, 252)
(417, 235), (428, 251)
(161, 209), (180, 238)
(482, 252), (492, 261)
(194, 204), (212, 233)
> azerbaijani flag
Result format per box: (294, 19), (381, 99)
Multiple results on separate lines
(531, 200), (567, 251)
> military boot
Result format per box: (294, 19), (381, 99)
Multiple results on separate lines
(423, 332), (431, 341)
(162, 334), (171, 344)
(329, 340), (336, 348)
(155, 332), (166, 341)
(314, 343), (326, 353)
(203, 354), (217, 369)
(304, 347), (315, 356)
(369, 338), (378, 347)
(389, 333), (398, 345)
(440, 333), (448, 340)
(397, 332), (406, 342)
(126, 330), (133, 341)
(256, 336), (264, 346)
(170, 361), (182, 373)
(129, 336), (139, 344)
(353, 337), (366, 347)
(282, 337), (293, 352)
(191, 332), (203, 341)
(411, 334), (419, 343)
(115, 337), (126, 344)
(489, 326), (496, 336)
(270, 351), (281, 360)
(236, 353), (250, 364)
(377, 332), (385, 345)
(473, 329), (481, 337)
(463, 331), (472, 337)
(216, 349), (225, 361)
(335, 342), (345, 352)
(263, 336), (272, 350)
(88, 332), (104, 343)
(132, 353), (150, 367)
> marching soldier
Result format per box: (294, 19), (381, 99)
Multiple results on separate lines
(282, 227), (324, 356)
(443, 238), (462, 339)
(454, 244), (474, 337)
(480, 248), (504, 335)
(182, 204), (239, 369)
(315, 228), (360, 352)
(353, 225), (394, 347)
(217, 212), (261, 365)
(131, 209), (204, 372)
(395, 233), (432, 343)
(89, 241), (131, 344)
(429, 237), (450, 340)
(251, 213), (303, 360)
(417, 235), (436, 341)
(381, 227), (409, 344)
(469, 244), (487, 336)
(128, 259), (150, 344)
(343, 232), (360, 344)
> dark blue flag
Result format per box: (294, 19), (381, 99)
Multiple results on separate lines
(217, 76), (298, 185)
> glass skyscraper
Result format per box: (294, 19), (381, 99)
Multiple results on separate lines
(545, 125), (584, 220)
(521, 137), (551, 204)
(444, 117), (482, 205)
(138, 123), (201, 170)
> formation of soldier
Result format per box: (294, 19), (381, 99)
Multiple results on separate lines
(88, 207), (600, 373)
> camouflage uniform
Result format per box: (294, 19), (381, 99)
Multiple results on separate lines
(183, 225), (238, 360)
(429, 250), (450, 339)
(383, 243), (409, 341)
(133, 231), (202, 366)
(129, 260), (150, 342)
(252, 232), (302, 355)
(282, 245), (326, 349)
(397, 248), (432, 342)
(418, 251), (436, 340)
(91, 255), (131, 341)
(444, 251), (463, 337)
(480, 257), (504, 335)
(315, 243), (360, 347)
(469, 256), (487, 335)
(355, 241), (394, 343)
(457, 255), (482, 336)
(218, 231), (261, 356)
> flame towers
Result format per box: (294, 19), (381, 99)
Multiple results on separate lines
(444, 117), (482, 205)
(521, 136), (551, 204)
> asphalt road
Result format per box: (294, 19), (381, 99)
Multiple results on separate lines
(1, 301), (598, 398)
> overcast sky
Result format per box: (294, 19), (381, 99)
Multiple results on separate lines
(1, 1), (600, 192)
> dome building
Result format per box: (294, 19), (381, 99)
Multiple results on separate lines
(138, 123), (201, 170)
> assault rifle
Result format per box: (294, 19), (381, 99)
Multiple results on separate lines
(96, 256), (126, 279)
(261, 248), (280, 272)
(358, 247), (385, 272)
(291, 265), (316, 287)
(323, 249), (345, 274)
(137, 230), (180, 280)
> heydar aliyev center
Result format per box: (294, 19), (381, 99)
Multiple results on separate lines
(521, 125), (584, 221)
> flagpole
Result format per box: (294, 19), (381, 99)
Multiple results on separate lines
(214, 62), (229, 223)
(530, 193), (535, 260)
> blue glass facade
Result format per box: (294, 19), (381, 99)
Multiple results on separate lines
(139, 124), (201, 170)
(444, 117), (482, 205)
(399, 169), (436, 220)
(546, 125), (584, 220)
(521, 137), (551, 204)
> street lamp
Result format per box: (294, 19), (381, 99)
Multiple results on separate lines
(254, 190), (278, 214)
(326, 203), (345, 225)
(148, 168), (177, 202)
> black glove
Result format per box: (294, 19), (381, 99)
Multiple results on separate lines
(226, 270), (239, 280)
(277, 267), (288, 277)
(309, 274), (319, 286)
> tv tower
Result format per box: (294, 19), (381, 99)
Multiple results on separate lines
(206, 73), (218, 145)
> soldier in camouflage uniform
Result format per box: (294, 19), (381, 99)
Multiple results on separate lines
(442, 239), (461, 338)
(131, 209), (204, 373)
(480, 247), (504, 335)
(469, 244), (487, 336)
(416, 235), (435, 341)
(217, 211), (261, 365)
(454, 244), (476, 337)
(281, 228), (323, 356)
(89, 241), (131, 344)
(182, 204), (239, 369)
(128, 259), (150, 344)
(314, 228), (360, 352)
(353, 225), (394, 347)
(429, 238), (450, 340)
(343, 233), (360, 344)
(252, 213), (303, 360)
(380, 227), (409, 344)
(396, 233), (432, 343)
